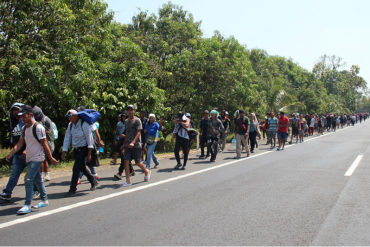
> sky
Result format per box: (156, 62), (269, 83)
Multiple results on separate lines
(104, 0), (370, 85)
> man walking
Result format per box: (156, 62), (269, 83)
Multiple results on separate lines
(61, 109), (99, 197)
(5, 105), (58, 214)
(267, 112), (278, 149)
(234, 109), (250, 159)
(0, 103), (27, 201)
(277, 112), (290, 151)
(33, 106), (54, 181)
(199, 110), (210, 158)
(121, 105), (151, 186)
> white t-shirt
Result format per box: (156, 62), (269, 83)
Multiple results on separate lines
(310, 118), (315, 127)
(21, 123), (46, 163)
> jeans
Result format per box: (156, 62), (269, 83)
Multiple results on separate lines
(79, 157), (97, 179)
(70, 146), (94, 193)
(249, 131), (257, 152)
(236, 134), (250, 157)
(3, 154), (27, 195)
(220, 132), (228, 151)
(200, 134), (209, 156)
(207, 137), (219, 161)
(175, 136), (190, 166)
(146, 141), (159, 169)
(25, 161), (47, 206)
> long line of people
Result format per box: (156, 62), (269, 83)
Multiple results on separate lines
(1, 102), (368, 215)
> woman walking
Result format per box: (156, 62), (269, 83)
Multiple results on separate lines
(144, 114), (162, 169)
(249, 113), (261, 153)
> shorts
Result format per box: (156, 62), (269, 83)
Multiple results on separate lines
(318, 123), (322, 128)
(123, 147), (142, 163)
(332, 122), (337, 127)
(268, 131), (276, 138)
(278, 131), (288, 140)
(299, 129), (305, 136)
(292, 128), (299, 135)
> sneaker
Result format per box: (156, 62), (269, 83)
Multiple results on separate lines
(281, 147), (284, 150)
(234, 156), (240, 159)
(199, 155), (205, 159)
(92, 174), (99, 180)
(247, 153), (250, 157)
(0, 192), (11, 201)
(130, 170), (135, 177)
(251, 150), (254, 153)
(44, 174), (51, 181)
(276, 147), (280, 151)
(210, 159), (215, 162)
(17, 205), (32, 215)
(64, 191), (77, 197)
(288, 141), (292, 144)
(90, 180), (99, 191)
(114, 173), (123, 180)
(154, 163), (159, 169)
(181, 165), (187, 170)
(218, 149), (222, 153)
(32, 191), (40, 199)
(77, 179), (81, 185)
(174, 164), (182, 170)
(32, 201), (49, 209)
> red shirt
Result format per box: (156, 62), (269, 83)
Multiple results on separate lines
(278, 116), (290, 133)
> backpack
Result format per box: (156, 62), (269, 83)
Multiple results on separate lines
(22, 122), (54, 152)
(77, 109), (101, 125)
(44, 116), (58, 140)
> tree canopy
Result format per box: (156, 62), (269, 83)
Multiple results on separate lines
(0, 0), (367, 152)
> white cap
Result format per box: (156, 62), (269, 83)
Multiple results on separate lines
(149, 113), (155, 118)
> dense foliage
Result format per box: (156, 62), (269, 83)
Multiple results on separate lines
(1, 0), (368, 155)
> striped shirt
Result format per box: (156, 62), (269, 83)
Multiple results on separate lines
(268, 117), (278, 131)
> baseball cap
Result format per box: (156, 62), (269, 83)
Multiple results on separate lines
(18, 105), (33, 115)
(177, 111), (184, 119)
(121, 111), (128, 117)
(127, 105), (135, 110)
(76, 106), (86, 112)
(239, 109), (245, 114)
(66, 109), (78, 117)
(185, 113), (191, 117)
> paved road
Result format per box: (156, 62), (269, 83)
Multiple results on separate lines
(1, 122), (370, 245)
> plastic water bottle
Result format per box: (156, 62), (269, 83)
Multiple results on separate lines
(231, 137), (237, 148)
(99, 141), (104, 153)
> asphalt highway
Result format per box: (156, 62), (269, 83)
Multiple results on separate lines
(0, 122), (369, 245)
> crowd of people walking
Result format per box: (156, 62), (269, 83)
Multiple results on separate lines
(1, 102), (368, 215)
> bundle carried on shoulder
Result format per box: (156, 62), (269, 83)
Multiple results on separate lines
(77, 109), (101, 125)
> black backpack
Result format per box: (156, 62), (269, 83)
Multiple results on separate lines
(22, 122), (54, 152)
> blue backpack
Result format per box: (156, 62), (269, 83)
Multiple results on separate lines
(77, 109), (101, 125)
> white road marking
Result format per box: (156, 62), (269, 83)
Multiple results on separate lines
(345, 155), (364, 177)
(0, 124), (360, 229)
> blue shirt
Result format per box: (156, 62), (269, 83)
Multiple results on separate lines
(250, 123), (255, 132)
(115, 121), (125, 141)
(145, 121), (162, 138)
